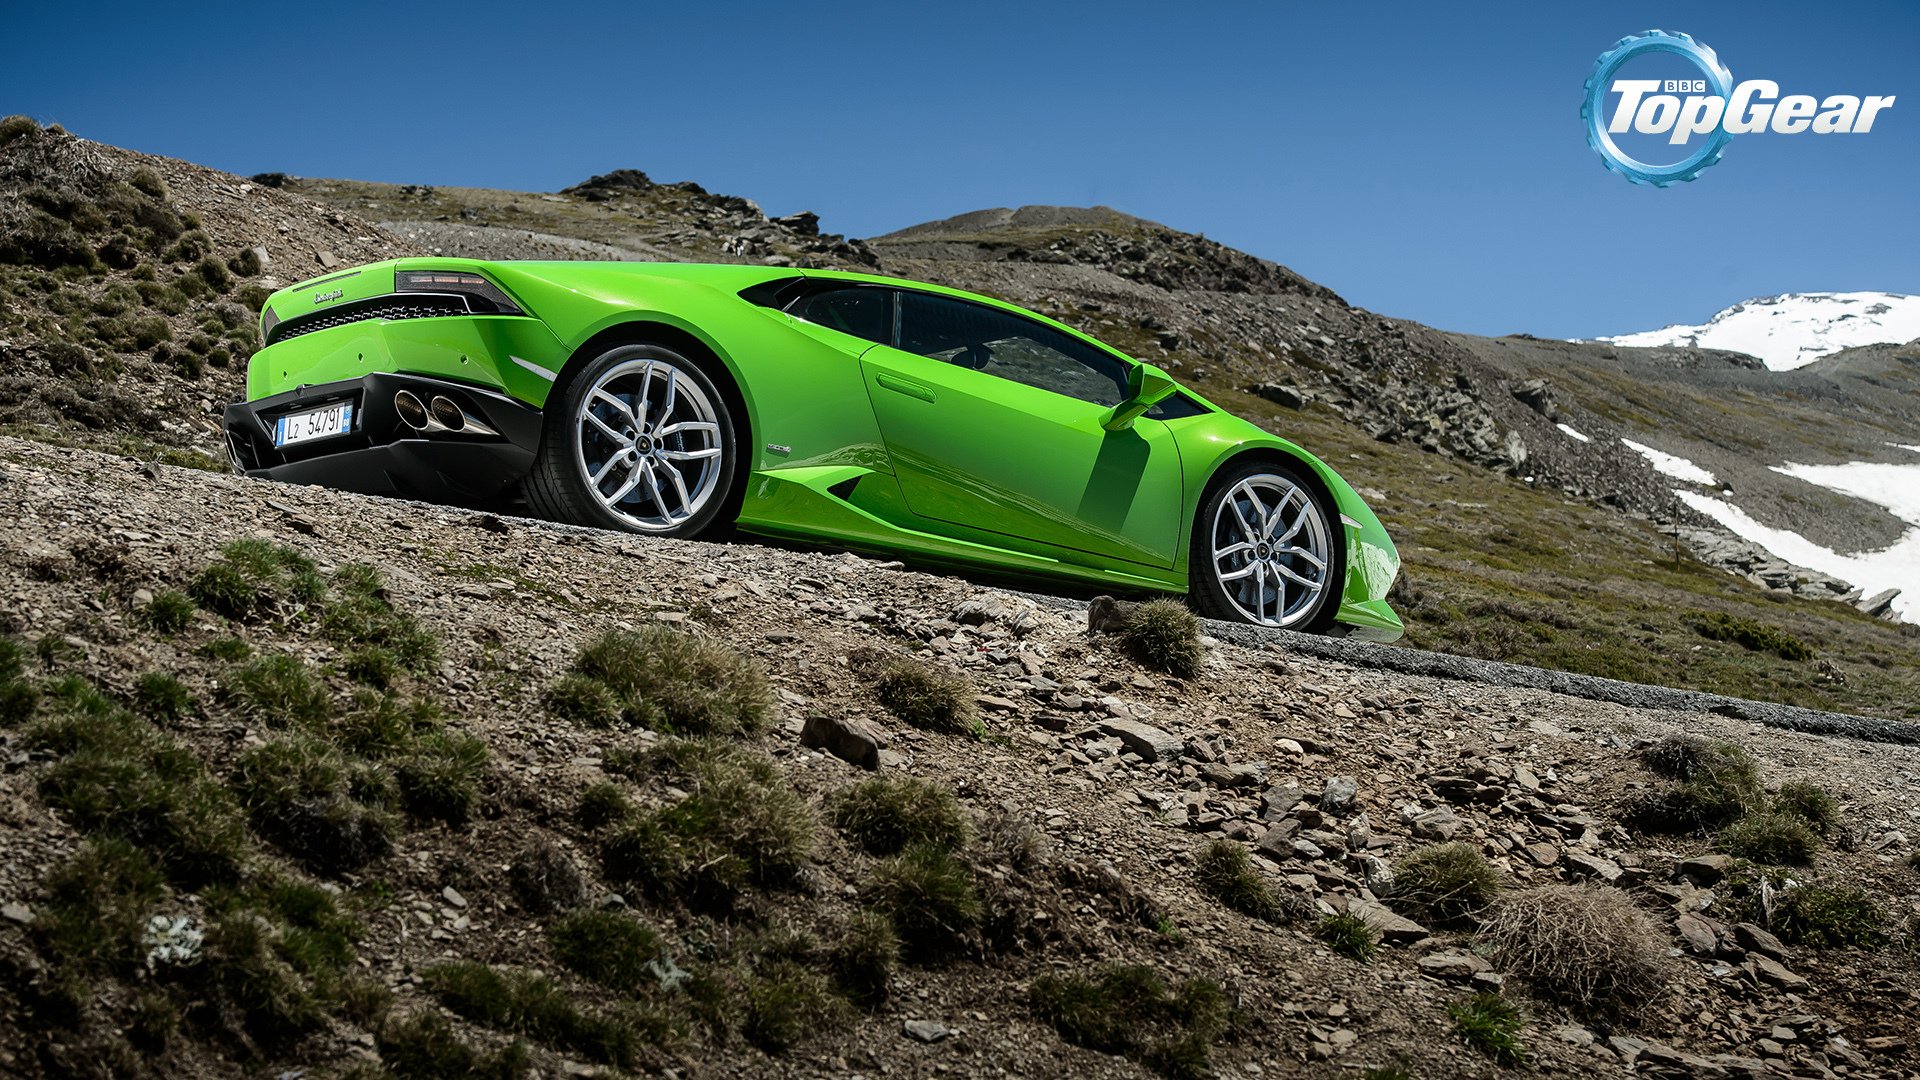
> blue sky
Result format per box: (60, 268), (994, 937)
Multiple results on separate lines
(2, 1), (1913, 338)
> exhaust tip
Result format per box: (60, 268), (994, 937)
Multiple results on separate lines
(428, 396), (466, 431)
(394, 390), (428, 428)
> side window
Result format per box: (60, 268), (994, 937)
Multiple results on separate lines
(896, 291), (1131, 406)
(792, 287), (894, 346)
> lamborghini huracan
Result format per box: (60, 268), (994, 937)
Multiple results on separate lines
(224, 260), (1402, 639)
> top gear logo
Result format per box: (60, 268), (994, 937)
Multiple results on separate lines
(1581, 30), (1896, 187)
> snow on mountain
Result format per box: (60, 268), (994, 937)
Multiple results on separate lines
(1589, 292), (1920, 371)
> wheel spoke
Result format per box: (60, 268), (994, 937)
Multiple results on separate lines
(1276, 502), (1311, 544)
(657, 420), (718, 439)
(632, 363), (655, 427)
(604, 465), (644, 505)
(639, 461), (677, 520)
(590, 455), (625, 486)
(1279, 545), (1325, 569)
(661, 446), (722, 461)
(1218, 562), (1257, 582)
(584, 410), (630, 446)
(591, 389), (632, 422)
(1273, 562), (1320, 588)
(660, 367), (678, 423)
(663, 463), (694, 514)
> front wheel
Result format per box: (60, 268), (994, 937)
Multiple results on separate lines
(524, 344), (739, 536)
(1188, 460), (1343, 632)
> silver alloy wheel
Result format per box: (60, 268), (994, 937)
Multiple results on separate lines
(1209, 474), (1332, 627)
(573, 356), (725, 532)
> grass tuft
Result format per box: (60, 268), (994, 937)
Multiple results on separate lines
(1448, 993), (1527, 1065)
(234, 736), (395, 873)
(560, 627), (774, 735)
(1316, 912), (1379, 963)
(1030, 964), (1235, 1080)
(1475, 884), (1667, 1016)
(131, 671), (193, 724)
(1715, 811), (1819, 866)
(227, 653), (331, 727)
(188, 539), (321, 622)
(1628, 737), (1760, 833)
(830, 775), (969, 855)
(548, 909), (663, 989)
(1388, 842), (1504, 927)
(1121, 598), (1205, 679)
(865, 843), (982, 961)
(828, 911), (899, 1009)
(1771, 881), (1884, 948)
(1694, 612), (1814, 661)
(395, 729), (488, 824)
(576, 781), (632, 831)
(1194, 838), (1301, 924)
(600, 737), (815, 907)
(852, 647), (978, 734)
(1771, 781), (1839, 835)
(425, 961), (648, 1067)
(377, 1012), (531, 1080)
(139, 588), (196, 634)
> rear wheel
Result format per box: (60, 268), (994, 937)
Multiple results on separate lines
(1188, 460), (1342, 632)
(524, 344), (738, 536)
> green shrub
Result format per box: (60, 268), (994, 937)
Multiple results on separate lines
(1122, 598), (1205, 679)
(396, 729), (488, 824)
(185, 907), (327, 1052)
(1194, 838), (1300, 924)
(0, 115), (37, 146)
(1475, 884), (1668, 1016)
(1030, 965), (1234, 1080)
(1317, 913), (1378, 962)
(132, 671), (193, 724)
(1448, 993), (1527, 1065)
(1716, 812), (1819, 866)
(1772, 882), (1884, 948)
(227, 653), (331, 727)
(1389, 842), (1504, 927)
(829, 911), (899, 1009)
(378, 1012), (531, 1080)
(1772, 781), (1840, 835)
(566, 627), (773, 735)
(201, 636), (251, 662)
(234, 736), (395, 873)
(1694, 612), (1813, 660)
(548, 909), (663, 989)
(865, 843), (981, 961)
(742, 959), (843, 1053)
(600, 738), (815, 906)
(854, 648), (978, 734)
(139, 589), (196, 634)
(335, 691), (440, 759)
(195, 254), (232, 292)
(830, 776), (969, 855)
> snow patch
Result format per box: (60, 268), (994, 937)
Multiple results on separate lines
(1621, 438), (1717, 485)
(1675, 490), (1919, 623)
(1587, 291), (1920, 371)
(1556, 423), (1591, 443)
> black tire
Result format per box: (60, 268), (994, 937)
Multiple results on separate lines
(523, 343), (741, 537)
(1188, 458), (1344, 633)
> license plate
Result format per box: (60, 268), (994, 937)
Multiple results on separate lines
(274, 402), (354, 447)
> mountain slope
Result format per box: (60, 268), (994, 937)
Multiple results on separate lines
(1591, 292), (1920, 371)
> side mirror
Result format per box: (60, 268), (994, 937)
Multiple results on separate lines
(1102, 364), (1178, 432)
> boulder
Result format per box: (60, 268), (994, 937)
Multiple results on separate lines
(801, 713), (884, 771)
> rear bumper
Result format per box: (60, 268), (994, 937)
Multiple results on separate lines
(223, 373), (544, 505)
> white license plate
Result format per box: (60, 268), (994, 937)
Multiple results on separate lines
(274, 402), (355, 447)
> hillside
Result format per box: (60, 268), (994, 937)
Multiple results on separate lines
(2, 118), (1920, 1080)
(2, 435), (1918, 1079)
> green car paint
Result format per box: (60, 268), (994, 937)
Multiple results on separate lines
(247, 258), (1402, 640)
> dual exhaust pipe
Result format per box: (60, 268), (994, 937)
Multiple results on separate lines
(394, 390), (497, 437)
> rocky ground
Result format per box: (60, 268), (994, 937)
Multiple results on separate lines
(2, 435), (1917, 1079)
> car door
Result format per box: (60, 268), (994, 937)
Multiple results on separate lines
(856, 289), (1184, 569)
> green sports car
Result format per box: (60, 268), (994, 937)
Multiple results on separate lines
(224, 259), (1402, 639)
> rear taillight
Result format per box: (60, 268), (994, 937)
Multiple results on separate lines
(394, 269), (523, 314)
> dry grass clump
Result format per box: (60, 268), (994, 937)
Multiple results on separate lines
(423, 961), (650, 1069)
(1476, 884), (1668, 1015)
(1029, 964), (1235, 1080)
(864, 844), (982, 961)
(233, 736), (395, 873)
(552, 627), (773, 735)
(1770, 881), (1885, 948)
(850, 646), (979, 734)
(1121, 598), (1205, 679)
(1771, 781), (1840, 835)
(376, 1011), (530, 1080)
(828, 911), (899, 1009)
(1388, 842), (1504, 927)
(548, 910), (664, 988)
(830, 775), (969, 855)
(1194, 839), (1304, 924)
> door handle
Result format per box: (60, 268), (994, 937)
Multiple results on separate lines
(875, 373), (936, 403)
